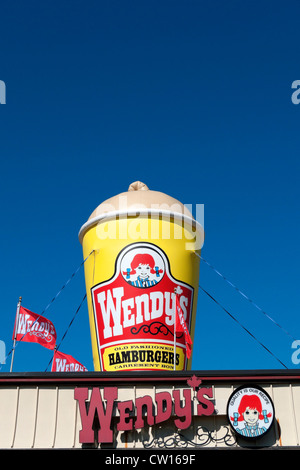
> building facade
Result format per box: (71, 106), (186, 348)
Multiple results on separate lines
(0, 369), (299, 450)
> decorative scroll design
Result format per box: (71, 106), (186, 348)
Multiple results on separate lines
(131, 321), (183, 339)
(143, 426), (236, 449)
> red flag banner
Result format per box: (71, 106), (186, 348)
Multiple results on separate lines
(51, 350), (88, 372)
(13, 306), (56, 350)
(175, 294), (192, 359)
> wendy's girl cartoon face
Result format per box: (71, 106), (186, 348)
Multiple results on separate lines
(227, 385), (275, 440)
(121, 246), (165, 288)
(135, 262), (151, 280)
(243, 406), (259, 426)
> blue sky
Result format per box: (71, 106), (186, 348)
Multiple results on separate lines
(0, 0), (299, 372)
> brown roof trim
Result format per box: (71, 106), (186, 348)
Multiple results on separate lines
(0, 369), (299, 385)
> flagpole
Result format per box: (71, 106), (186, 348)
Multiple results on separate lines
(51, 346), (57, 372)
(10, 296), (22, 372)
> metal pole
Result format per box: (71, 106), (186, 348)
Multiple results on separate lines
(51, 347), (57, 372)
(10, 296), (22, 372)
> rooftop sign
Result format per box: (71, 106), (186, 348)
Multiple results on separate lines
(75, 377), (214, 444)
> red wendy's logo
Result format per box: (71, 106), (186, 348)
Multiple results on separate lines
(91, 242), (194, 371)
(227, 385), (275, 440)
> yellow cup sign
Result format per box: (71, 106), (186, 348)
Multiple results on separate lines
(79, 183), (203, 371)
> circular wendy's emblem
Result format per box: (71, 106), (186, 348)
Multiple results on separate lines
(120, 244), (165, 288)
(227, 385), (275, 440)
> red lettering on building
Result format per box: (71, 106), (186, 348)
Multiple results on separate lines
(74, 379), (215, 444)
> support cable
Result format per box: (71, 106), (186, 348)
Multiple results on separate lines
(199, 285), (288, 369)
(194, 252), (296, 341)
(44, 293), (87, 372)
(2, 250), (94, 371)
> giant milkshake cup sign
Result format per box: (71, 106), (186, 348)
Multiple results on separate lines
(79, 182), (204, 371)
